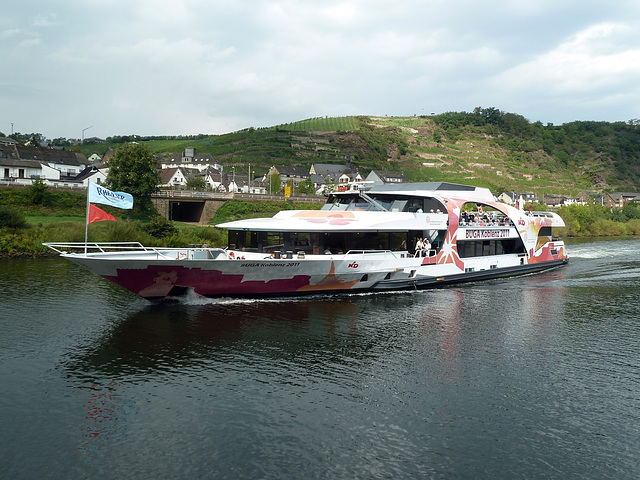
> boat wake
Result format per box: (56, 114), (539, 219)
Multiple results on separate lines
(566, 239), (639, 260)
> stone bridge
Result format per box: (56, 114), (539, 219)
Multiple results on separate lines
(152, 191), (322, 224)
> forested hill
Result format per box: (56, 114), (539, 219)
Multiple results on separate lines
(74, 108), (640, 195)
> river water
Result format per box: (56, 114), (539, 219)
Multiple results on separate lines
(1, 238), (640, 479)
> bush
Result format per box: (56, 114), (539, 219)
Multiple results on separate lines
(0, 206), (28, 228)
(143, 216), (178, 238)
(96, 221), (155, 244)
(29, 178), (49, 205)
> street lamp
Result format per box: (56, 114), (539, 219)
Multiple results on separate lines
(82, 126), (93, 142)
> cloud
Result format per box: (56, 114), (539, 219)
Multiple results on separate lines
(503, 23), (640, 87)
(2, 0), (640, 137)
(33, 12), (59, 27)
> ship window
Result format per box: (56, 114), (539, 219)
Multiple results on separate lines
(389, 199), (408, 212)
(345, 198), (370, 211)
(390, 232), (407, 251)
(291, 232), (320, 254)
(228, 230), (242, 249)
(263, 232), (284, 252)
(457, 238), (526, 258)
(352, 232), (383, 251)
(536, 226), (553, 251)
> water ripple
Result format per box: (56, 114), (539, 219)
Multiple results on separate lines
(3, 239), (640, 479)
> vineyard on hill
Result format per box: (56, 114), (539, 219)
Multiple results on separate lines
(71, 109), (640, 196)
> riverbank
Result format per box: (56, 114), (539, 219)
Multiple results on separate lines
(0, 217), (227, 257)
(0, 191), (322, 257)
(2, 185), (640, 256)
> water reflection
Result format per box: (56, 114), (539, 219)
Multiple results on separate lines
(63, 299), (365, 383)
(416, 289), (465, 381)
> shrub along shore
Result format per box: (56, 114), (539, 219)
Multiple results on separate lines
(0, 186), (322, 257)
(1, 186), (640, 257)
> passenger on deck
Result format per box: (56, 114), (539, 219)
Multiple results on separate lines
(424, 239), (431, 256)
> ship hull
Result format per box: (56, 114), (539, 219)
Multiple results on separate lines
(63, 250), (568, 300)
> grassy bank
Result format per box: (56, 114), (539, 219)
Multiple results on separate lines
(0, 186), (323, 256)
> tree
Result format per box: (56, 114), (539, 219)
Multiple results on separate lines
(106, 143), (159, 212)
(268, 172), (282, 194)
(186, 176), (207, 191)
(29, 177), (48, 205)
(297, 177), (317, 195)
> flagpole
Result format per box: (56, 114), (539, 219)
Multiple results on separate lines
(84, 182), (91, 255)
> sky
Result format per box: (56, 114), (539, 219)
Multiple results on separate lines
(2, 0), (640, 140)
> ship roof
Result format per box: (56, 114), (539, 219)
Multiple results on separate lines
(367, 182), (493, 199)
(216, 210), (449, 232)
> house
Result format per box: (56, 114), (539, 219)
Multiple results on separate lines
(102, 147), (116, 164)
(266, 165), (309, 191)
(499, 191), (538, 206)
(202, 170), (266, 193)
(0, 136), (17, 146)
(309, 163), (355, 181)
(338, 171), (363, 183)
(309, 173), (326, 192)
(205, 170), (227, 192)
(228, 174), (251, 193)
(0, 143), (93, 187)
(604, 192), (640, 208)
(74, 165), (108, 187)
(247, 181), (267, 195)
(12, 144), (89, 179)
(159, 167), (189, 189)
(162, 147), (221, 172)
(0, 157), (60, 184)
(544, 194), (569, 207)
(497, 192), (514, 205)
(365, 170), (407, 185)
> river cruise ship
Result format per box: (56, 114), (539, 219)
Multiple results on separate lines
(45, 182), (568, 300)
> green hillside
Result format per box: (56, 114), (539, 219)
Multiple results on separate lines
(76, 109), (640, 196)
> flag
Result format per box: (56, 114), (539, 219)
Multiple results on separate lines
(88, 181), (134, 209)
(88, 204), (116, 224)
